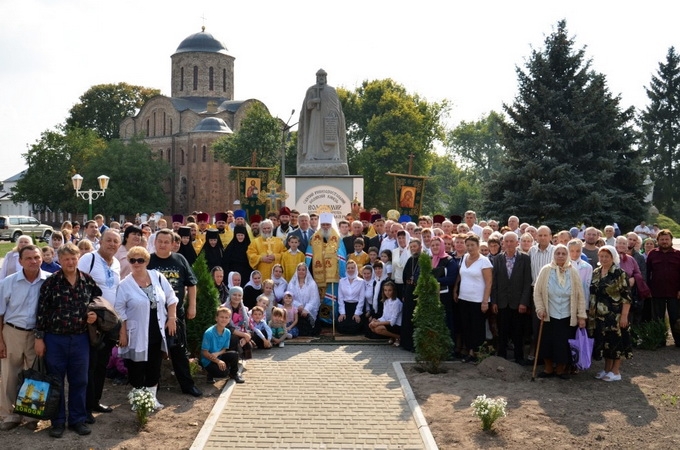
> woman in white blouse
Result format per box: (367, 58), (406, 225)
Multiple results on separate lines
(287, 262), (320, 336)
(116, 246), (177, 410)
(337, 260), (365, 335)
(453, 235), (493, 363)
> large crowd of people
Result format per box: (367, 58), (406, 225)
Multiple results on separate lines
(0, 207), (679, 438)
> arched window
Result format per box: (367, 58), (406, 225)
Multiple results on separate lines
(166, 148), (171, 162)
(209, 67), (214, 91)
(158, 150), (163, 159)
(146, 119), (150, 137)
(193, 145), (197, 163)
(153, 112), (157, 136)
(202, 145), (207, 162)
(163, 112), (167, 135)
(180, 149), (185, 165)
(180, 67), (184, 91)
(223, 69), (226, 92)
(193, 66), (198, 90)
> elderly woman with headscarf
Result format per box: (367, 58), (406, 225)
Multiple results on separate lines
(286, 262), (320, 336)
(533, 244), (587, 379)
(615, 235), (649, 326)
(430, 236), (459, 342)
(223, 224), (252, 284)
(589, 245), (633, 382)
(567, 239), (593, 309)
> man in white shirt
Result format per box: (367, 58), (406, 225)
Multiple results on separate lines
(633, 221), (651, 240)
(0, 245), (49, 430)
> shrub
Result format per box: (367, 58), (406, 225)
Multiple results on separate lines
(413, 253), (453, 373)
(630, 319), (668, 350)
(185, 253), (220, 357)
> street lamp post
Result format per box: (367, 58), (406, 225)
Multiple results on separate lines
(281, 109), (297, 192)
(72, 174), (110, 220)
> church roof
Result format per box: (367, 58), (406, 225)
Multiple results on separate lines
(174, 28), (229, 55)
(169, 97), (246, 114)
(192, 117), (233, 133)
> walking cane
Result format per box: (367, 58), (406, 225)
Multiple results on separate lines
(531, 318), (545, 381)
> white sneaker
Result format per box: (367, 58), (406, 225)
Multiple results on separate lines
(594, 370), (607, 380)
(278, 342), (285, 348)
(602, 372), (622, 382)
(285, 333), (293, 339)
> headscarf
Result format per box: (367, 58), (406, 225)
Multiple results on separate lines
(430, 236), (448, 268)
(598, 245), (620, 266)
(344, 262), (358, 282)
(201, 229), (223, 269)
(549, 244), (572, 287)
(270, 264), (288, 301)
(245, 270), (263, 290)
(226, 286), (249, 330)
(227, 271), (241, 289)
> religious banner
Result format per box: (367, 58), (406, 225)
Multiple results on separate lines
(388, 172), (427, 217)
(232, 167), (275, 220)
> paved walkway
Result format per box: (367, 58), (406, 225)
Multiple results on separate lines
(198, 344), (426, 449)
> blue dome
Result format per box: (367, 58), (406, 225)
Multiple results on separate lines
(192, 117), (232, 133)
(174, 28), (229, 55)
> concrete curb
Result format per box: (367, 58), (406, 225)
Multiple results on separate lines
(190, 360), (247, 450)
(393, 361), (439, 450)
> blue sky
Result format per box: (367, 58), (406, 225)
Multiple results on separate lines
(1, 0), (677, 181)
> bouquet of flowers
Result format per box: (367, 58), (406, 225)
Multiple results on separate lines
(128, 387), (155, 427)
(470, 394), (507, 431)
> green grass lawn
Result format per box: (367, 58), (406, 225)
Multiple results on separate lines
(0, 240), (47, 256)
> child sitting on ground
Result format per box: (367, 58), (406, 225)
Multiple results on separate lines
(269, 307), (292, 348)
(368, 281), (403, 347)
(250, 306), (273, 349)
(201, 306), (245, 384)
(256, 294), (274, 321)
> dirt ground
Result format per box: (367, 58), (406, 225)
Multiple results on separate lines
(0, 359), (225, 449)
(407, 339), (680, 449)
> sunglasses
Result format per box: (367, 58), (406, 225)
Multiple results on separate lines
(128, 258), (146, 264)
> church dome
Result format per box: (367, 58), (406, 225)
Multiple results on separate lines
(174, 27), (229, 55)
(192, 117), (232, 133)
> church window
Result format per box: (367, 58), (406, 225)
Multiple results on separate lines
(193, 145), (197, 163)
(180, 149), (185, 165)
(209, 67), (214, 91)
(202, 145), (207, 162)
(163, 112), (167, 135)
(180, 67), (184, 91)
(146, 119), (150, 137)
(193, 66), (198, 90)
(158, 150), (163, 158)
(153, 112), (157, 136)
(223, 69), (226, 92)
(166, 148), (171, 162)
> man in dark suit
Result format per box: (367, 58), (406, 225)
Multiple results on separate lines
(286, 213), (314, 251)
(490, 232), (532, 365)
(343, 220), (368, 255)
(368, 215), (386, 249)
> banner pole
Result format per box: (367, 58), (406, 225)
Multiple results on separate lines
(332, 283), (336, 338)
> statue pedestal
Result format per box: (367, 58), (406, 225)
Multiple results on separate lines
(297, 161), (349, 176)
(285, 176), (363, 221)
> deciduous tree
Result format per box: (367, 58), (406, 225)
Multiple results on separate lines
(66, 82), (160, 140)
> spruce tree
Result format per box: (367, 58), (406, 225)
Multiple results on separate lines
(185, 253), (220, 357)
(413, 253), (453, 373)
(485, 20), (647, 231)
(639, 46), (680, 220)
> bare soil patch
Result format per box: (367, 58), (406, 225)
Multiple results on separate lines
(406, 343), (680, 449)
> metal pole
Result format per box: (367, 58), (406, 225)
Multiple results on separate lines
(88, 190), (93, 220)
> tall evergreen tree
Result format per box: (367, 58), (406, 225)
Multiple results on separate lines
(186, 253), (220, 357)
(485, 20), (647, 231)
(639, 46), (680, 220)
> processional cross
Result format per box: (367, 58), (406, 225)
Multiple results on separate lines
(258, 180), (289, 211)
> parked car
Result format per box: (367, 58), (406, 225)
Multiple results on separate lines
(0, 215), (54, 242)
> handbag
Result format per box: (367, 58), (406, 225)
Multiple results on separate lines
(568, 327), (594, 371)
(15, 357), (62, 420)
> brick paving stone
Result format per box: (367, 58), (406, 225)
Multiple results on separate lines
(203, 344), (424, 449)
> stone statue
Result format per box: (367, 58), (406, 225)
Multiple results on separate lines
(297, 69), (349, 175)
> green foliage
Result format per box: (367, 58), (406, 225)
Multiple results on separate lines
(630, 319), (668, 350)
(339, 79), (449, 212)
(12, 126), (105, 212)
(80, 137), (170, 217)
(485, 20), (647, 231)
(639, 47), (680, 219)
(413, 253), (453, 373)
(186, 253), (220, 357)
(423, 154), (482, 216)
(66, 82), (160, 140)
(212, 102), (283, 170)
(656, 214), (680, 236)
(446, 111), (505, 183)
